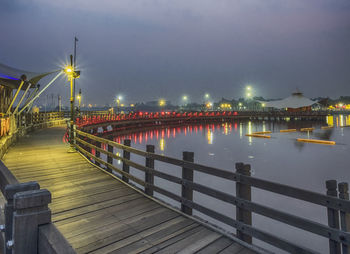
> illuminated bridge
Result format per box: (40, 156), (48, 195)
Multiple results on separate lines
(0, 112), (349, 254)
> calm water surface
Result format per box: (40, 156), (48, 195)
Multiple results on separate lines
(105, 115), (350, 253)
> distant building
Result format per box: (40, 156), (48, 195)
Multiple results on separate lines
(261, 92), (317, 112)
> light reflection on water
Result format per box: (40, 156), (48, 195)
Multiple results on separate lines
(106, 115), (350, 253)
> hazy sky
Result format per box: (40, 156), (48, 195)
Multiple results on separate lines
(1, 0), (350, 106)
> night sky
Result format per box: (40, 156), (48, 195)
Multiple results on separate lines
(1, 0), (350, 106)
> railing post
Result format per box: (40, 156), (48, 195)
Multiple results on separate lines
(106, 137), (114, 173)
(95, 141), (101, 167)
(339, 182), (350, 254)
(122, 139), (131, 182)
(3, 182), (40, 254)
(12, 189), (51, 254)
(326, 180), (341, 254)
(235, 162), (252, 244)
(181, 151), (194, 215)
(145, 145), (155, 196)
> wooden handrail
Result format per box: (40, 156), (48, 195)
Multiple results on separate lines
(74, 127), (350, 253)
(76, 129), (350, 212)
(0, 161), (19, 194)
(75, 137), (350, 245)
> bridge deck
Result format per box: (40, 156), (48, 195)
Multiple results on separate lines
(2, 126), (255, 254)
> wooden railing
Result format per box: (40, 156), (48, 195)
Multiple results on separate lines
(0, 112), (66, 159)
(75, 128), (350, 254)
(76, 110), (330, 129)
(0, 161), (75, 254)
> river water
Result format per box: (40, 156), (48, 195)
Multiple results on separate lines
(105, 114), (350, 253)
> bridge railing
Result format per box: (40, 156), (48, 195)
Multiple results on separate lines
(75, 128), (350, 254)
(0, 112), (66, 159)
(0, 161), (75, 254)
(76, 110), (331, 128)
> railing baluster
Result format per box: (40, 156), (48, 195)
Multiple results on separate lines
(326, 180), (341, 254)
(182, 151), (194, 215)
(339, 182), (350, 254)
(122, 139), (131, 182)
(3, 182), (40, 254)
(107, 137), (114, 173)
(12, 189), (51, 254)
(235, 162), (252, 244)
(95, 141), (101, 167)
(145, 145), (155, 196)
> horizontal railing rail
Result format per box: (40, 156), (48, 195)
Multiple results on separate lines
(75, 128), (350, 254)
(76, 110), (330, 129)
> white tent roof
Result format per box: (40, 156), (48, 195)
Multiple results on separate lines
(262, 92), (317, 109)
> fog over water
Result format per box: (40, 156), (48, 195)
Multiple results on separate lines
(102, 115), (350, 253)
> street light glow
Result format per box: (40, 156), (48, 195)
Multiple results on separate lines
(183, 95), (188, 101)
(205, 93), (210, 99)
(64, 66), (73, 74)
(159, 99), (166, 106)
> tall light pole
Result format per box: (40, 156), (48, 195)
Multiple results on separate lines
(77, 89), (82, 114)
(64, 54), (80, 147)
(73, 37), (78, 110)
(159, 99), (166, 111)
(245, 85), (253, 110)
(116, 95), (122, 114)
(182, 95), (188, 110)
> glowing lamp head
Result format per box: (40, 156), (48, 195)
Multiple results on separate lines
(159, 99), (166, 107)
(64, 66), (73, 74)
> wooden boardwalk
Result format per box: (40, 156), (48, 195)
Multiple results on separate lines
(2, 126), (255, 254)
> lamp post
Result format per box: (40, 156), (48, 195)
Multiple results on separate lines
(77, 89), (82, 114)
(159, 99), (166, 111)
(116, 95), (122, 114)
(64, 54), (81, 147)
(245, 86), (253, 110)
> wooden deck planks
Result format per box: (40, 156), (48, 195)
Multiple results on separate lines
(2, 126), (255, 254)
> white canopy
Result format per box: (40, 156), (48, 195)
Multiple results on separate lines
(262, 92), (317, 109)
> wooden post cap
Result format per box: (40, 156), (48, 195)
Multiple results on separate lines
(146, 145), (155, 153)
(326, 180), (337, 190)
(235, 162), (244, 170)
(4, 181), (40, 200)
(338, 182), (349, 193)
(124, 139), (131, 146)
(14, 189), (51, 209)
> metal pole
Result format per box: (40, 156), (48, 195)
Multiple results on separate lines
(22, 87), (39, 112)
(13, 83), (31, 114)
(6, 80), (24, 114)
(19, 72), (63, 114)
(73, 37), (78, 111)
(70, 76), (75, 146)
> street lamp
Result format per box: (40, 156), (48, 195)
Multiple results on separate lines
(159, 99), (166, 107)
(182, 95), (188, 108)
(63, 54), (80, 147)
(76, 89), (82, 114)
(116, 95), (122, 114)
